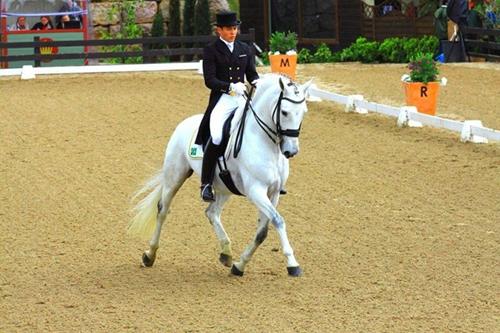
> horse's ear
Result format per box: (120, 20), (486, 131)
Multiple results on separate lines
(302, 78), (314, 94)
(279, 77), (285, 91)
(301, 79), (315, 101)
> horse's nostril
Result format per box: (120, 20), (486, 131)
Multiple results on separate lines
(284, 151), (290, 158)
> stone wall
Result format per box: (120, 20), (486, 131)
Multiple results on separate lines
(91, 0), (230, 38)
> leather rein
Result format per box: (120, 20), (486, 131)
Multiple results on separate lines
(233, 85), (305, 158)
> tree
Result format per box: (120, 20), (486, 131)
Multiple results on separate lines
(168, 0), (181, 37)
(149, 7), (165, 62)
(151, 7), (165, 39)
(194, 0), (211, 36)
(168, 0), (181, 60)
(183, 0), (196, 37)
(151, 9), (165, 41)
(182, 0), (196, 61)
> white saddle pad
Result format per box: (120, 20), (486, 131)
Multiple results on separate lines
(188, 130), (204, 159)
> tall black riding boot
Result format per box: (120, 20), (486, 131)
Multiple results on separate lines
(200, 140), (219, 202)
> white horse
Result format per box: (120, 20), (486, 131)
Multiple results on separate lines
(128, 74), (312, 277)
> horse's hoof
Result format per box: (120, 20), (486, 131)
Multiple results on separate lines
(287, 266), (302, 277)
(141, 252), (155, 267)
(231, 264), (244, 277)
(219, 253), (232, 267)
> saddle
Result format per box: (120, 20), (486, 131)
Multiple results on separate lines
(188, 110), (243, 196)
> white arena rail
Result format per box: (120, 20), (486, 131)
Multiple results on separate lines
(309, 86), (500, 144)
(0, 62), (200, 78)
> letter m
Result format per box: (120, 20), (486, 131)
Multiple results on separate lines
(280, 58), (290, 67)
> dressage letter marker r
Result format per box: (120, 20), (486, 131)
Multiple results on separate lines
(420, 86), (428, 97)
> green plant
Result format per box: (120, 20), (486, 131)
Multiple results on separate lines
(260, 51), (270, 65)
(376, 36), (439, 63)
(378, 37), (406, 63)
(330, 51), (342, 62)
(227, 0), (240, 13)
(417, 35), (439, 56)
(407, 52), (439, 83)
(100, 0), (144, 64)
(269, 31), (298, 54)
(312, 43), (333, 63)
(402, 37), (419, 61)
(340, 37), (379, 63)
(297, 48), (313, 64)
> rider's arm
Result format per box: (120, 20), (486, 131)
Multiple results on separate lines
(245, 44), (259, 84)
(203, 45), (231, 94)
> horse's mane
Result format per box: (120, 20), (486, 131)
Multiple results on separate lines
(253, 73), (295, 103)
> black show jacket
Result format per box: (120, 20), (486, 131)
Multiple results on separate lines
(195, 38), (259, 145)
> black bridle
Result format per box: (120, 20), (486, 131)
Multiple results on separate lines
(273, 91), (305, 139)
(233, 86), (305, 158)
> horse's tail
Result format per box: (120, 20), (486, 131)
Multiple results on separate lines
(127, 170), (164, 239)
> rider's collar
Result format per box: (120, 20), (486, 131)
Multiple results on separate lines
(219, 37), (234, 52)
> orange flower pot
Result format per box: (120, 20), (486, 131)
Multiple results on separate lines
(403, 81), (440, 116)
(269, 54), (297, 80)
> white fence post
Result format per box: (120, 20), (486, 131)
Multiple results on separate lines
(21, 65), (36, 80)
(460, 120), (488, 143)
(345, 95), (368, 114)
(397, 106), (422, 128)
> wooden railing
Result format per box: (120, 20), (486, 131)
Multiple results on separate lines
(0, 29), (255, 66)
(462, 27), (500, 61)
(361, 0), (434, 41)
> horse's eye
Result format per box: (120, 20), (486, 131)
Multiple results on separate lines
(281, 111), (288, 117)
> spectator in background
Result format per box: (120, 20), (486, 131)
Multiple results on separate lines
(447, 0), (469, 37)
(434, 0), (449, 41)
(9, 16), (29, 31)
(446, 0), (469, 61)
(57, 0), (82, 26)
(467, 1), (482, 28)
(56, 15), (71, 29)
(31, 16), (54, 31)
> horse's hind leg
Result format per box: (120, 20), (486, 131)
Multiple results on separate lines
(205, 194), (233, 267)
(142, 165), (193, 267)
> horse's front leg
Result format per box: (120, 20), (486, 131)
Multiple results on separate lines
(205, 194), (233, 267)
(231, 211), (270, 276)
(233, 188), (302, 277)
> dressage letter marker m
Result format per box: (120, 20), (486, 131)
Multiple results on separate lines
(280, 58), (290, 68)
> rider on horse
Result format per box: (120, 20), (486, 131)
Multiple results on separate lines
(195, 11), (259, 202)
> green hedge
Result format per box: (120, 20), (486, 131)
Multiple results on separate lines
(300, 36), (439, 64)
(262, 35), (440, 65)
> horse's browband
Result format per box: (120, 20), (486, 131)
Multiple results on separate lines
(282, 97), (306, 104)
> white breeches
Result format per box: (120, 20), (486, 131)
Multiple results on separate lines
(210, 94), (246, 145)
